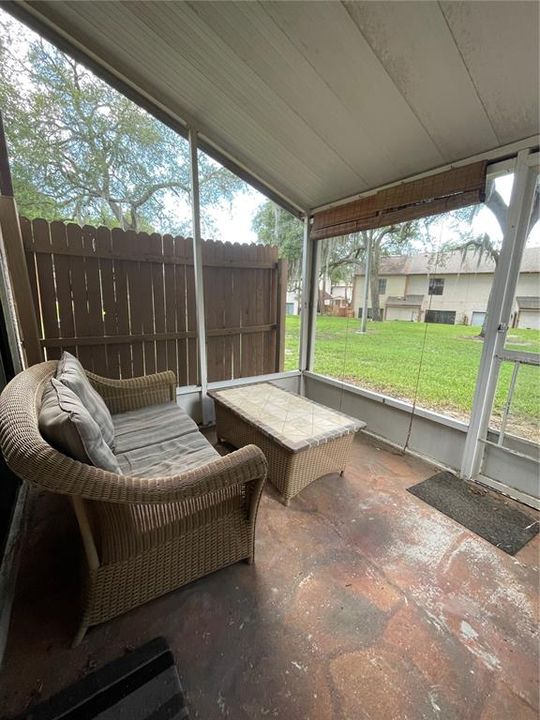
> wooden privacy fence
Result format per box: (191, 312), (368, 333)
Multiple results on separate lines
(20, 218), (287, 385)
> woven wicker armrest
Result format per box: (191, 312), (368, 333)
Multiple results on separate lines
(86, 370), (177, 414)
(132, 444), (268, 504)
(124, 445), (267, 503)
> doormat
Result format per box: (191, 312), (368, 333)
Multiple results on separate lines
(408, 472), (539, 555)
(9, 637), (189, 720)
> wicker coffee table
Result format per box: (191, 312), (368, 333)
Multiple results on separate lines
(209, 383), (365, 505)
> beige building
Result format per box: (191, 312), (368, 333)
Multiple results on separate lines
(352, 248), (540, 329)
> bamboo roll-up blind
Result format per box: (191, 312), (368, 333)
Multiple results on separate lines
(311, 161), (487, 240)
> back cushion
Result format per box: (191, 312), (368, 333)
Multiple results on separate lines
(39, 378), (121, 474)
(56, 351), (115, 449)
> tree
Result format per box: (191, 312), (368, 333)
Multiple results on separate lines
(352, 222), (425, 321)
(0, 16), (244, 235)
(252, 202), (304, 291)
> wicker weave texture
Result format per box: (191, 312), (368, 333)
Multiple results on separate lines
(83, 508), (250, 626)
(0, 362), (267, 641)
(214, 404), (355, 504)
(87, 370), (176, 414)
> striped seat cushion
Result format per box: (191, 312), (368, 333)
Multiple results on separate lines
(112, 402), (198, 454)
(116, 431), (219, 478)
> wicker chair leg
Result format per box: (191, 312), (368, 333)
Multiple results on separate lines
(72, 623), (88, 648)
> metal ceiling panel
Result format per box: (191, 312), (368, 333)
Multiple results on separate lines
(440, 1), (540, 145)
(343, 1), (500, 157)
(9, 0), (540, 212)
(261, 1), (444, 183)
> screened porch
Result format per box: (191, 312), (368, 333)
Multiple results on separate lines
(0, 2), (538, 719)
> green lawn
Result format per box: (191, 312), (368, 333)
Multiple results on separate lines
(285, 315), (540, 441)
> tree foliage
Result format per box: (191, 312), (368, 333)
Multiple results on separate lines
(0, 16), (244, 234)
(449, 180), (539, 265)
(252, 202), (304, 291)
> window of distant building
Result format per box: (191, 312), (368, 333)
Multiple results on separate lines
(378, 278), (387, 294)
(428, 278), (444, 295)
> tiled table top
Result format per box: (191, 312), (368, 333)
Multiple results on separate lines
(210, 383), (365, 452)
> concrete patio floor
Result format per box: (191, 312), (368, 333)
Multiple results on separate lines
(1, 432), (538, 719)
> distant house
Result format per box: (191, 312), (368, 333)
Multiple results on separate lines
(286, 284), (353, 316)
(286, 290), (300, 315)
(352, 248), (540, 328)
(319, 288), (333, 310)
(327, 284), (353, 315)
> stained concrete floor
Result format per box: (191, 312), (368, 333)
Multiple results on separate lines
(1, 433), (538, 720)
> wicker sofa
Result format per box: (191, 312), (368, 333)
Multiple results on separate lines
(0, 361), (267, 644)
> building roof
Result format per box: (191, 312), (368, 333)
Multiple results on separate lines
(386, 295), (424, 307)
(355, 247), (540, 277)
(9, 2), (539, 214)
(516, 296), (540, 310)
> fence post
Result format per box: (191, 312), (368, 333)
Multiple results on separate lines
(0, 112), (42, 368)
(275, 258), (288, 371)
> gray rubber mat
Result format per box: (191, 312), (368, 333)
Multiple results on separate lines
(8, 637), (189, 720)
(408, 472), (539, 555)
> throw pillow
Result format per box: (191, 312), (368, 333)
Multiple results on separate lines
(39, 378), (121, 474)
(56, 351), (115, 449)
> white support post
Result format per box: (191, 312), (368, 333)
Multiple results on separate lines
(188, 127), (210, 424)
(299, 214), (312, 373)
(307, 238), (321, 371)
(461, 149), (538, 479)
(359, 232), (372, 333)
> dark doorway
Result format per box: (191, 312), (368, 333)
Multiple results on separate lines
(425, 309), (456, 325)
(358, 307), (384, 320)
